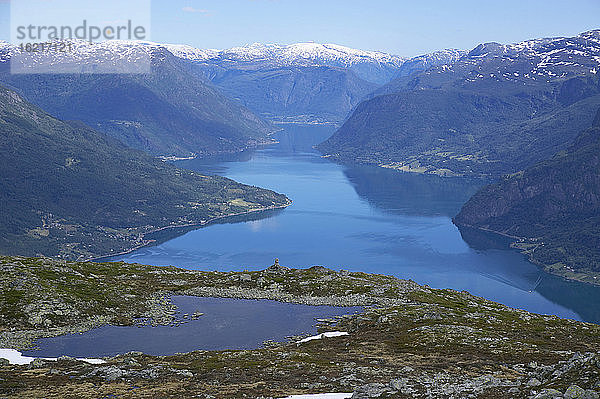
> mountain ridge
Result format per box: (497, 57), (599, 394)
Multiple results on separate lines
(165, 41), (407, 85)
(0, 39), (467, 126)
(0, 41), (276, 157)
(318, 29), (600, 177)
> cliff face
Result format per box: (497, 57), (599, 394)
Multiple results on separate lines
(454, 109), (600, 273)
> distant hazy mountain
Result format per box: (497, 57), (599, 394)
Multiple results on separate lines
(454, 109), (600, 280)
(371, 49), (467, 96)
(0, 85), (289, 260)
(318, 30), (600, 177)
(0, 40), (275, 157)
(165, 43), (391, 124)
(166, 42), (465, 125)
(166, 42), (407, 84)
(0, 39), (466, 131)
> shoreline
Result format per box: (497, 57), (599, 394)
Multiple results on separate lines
(0, 260), (415, 350)
(315, 155), (495, 180)
(156, 136), (281, 162)
(87, 200), (292, 263)
(2, 256), (600, 398)
(455, 223), (600, 287)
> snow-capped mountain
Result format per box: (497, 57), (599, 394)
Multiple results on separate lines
(423, 29), (600, 85)
(165, 42), (407, 85)
(2, 40), (408, 83)
(166, 42), (405, 66)
(4, 40), (172, 74)
(0, 41), (10, 62)
(319, 30), (600, 178)
(163, 44), (220, 62)
(394, 49), (467, 78)
(9, 30), (597, 83)
(1, 38), (467, 84)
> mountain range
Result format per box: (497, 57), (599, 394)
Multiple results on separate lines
(0, 40), (467, 151)
(0, 41), (275, 157)
(166, 42), (407, 84)
(318, 30), (600, 177)
(167, 42), (465, 124)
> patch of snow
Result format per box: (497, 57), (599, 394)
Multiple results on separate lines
(297, 331), (349, 344)
(281, 394), (353, 399)
(163, 43), (219, 61)
(162, 41), (406, 69)
(0, 348), (105, 365)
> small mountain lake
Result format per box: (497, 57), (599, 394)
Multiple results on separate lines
(22, 297), (361, 358)
(108, 124), (600, 325)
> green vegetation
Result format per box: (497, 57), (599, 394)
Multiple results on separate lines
(1, 256), (600, 398)
(454, 110), (600, 281)
(0, 86), (290, 260)
(318, 32), (600, 178)
(0, 256), (412, 335)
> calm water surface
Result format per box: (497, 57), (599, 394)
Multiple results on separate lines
(111, 125), (600, 323)
(23, 297), (361, 358)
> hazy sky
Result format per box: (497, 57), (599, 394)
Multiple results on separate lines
(1, 0), (600, 57)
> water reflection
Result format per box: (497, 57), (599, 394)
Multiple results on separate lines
(458, 226), (600, 323)
(111, 125), (600, 324)
(342, 165), (485, 218)
(343, 164), (600, 322)
(23, 297), (361, 358)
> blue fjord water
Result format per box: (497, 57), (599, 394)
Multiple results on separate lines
(28, 124), (600, 358)
(107, 124), (600, 324)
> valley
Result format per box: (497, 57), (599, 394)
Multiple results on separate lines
(1, 19), (600, 399)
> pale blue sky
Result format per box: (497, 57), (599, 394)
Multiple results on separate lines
(1, 0), (600, 57)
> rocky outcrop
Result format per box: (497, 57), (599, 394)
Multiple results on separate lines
(2, 256), (600, 398)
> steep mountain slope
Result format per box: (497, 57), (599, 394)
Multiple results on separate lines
(200, 65), (379, 125)
(318, 30), (600, 177)
(0, 41), (274, 157)
(173, 43), (386, 125)
(454, 109), (600, 282)
(0, 85), (289, 260)
(168, 42), (465, 125)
